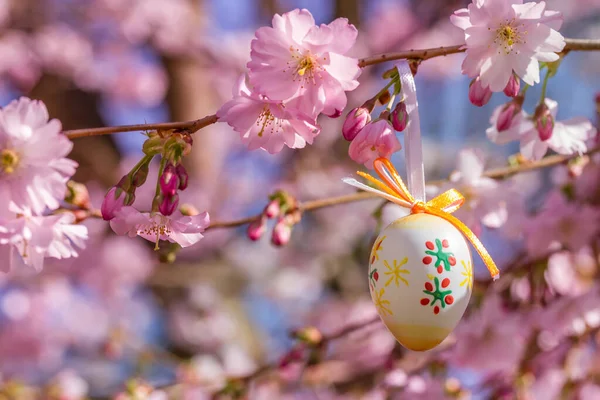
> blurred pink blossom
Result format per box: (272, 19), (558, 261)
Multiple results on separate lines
(0, 212), (87, 272)
(48, 369), (89, 400)
(487, 98), (597, 161)
(0, 31), (41, 90)
(248, 8), (361, 118)
(525, 191), (600, 257)
(451, 0), (565, 91)
(0, 97), (77, 216)
(444, 148), (510, 233)
(447, 294), (529, 374)
(545, 248), (597, 296)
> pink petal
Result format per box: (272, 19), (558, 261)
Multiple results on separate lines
(271, 8), (315, 45)
(323, 53), (361, 91)
(519, 130), (549, 161)
(450, 8), (471, 31)
(322, 18), (358, 54)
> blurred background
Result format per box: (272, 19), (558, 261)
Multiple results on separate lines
(1, 0), (600, 398)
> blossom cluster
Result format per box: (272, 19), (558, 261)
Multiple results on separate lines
(0, 97), (87, 271)
(217, 9), (361, 154)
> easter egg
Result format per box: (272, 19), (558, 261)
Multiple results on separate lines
(368, 213), (474, 351)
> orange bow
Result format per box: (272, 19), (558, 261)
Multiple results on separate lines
(358, 157), (499, 280)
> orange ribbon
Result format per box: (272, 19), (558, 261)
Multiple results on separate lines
(358, 157), (499, 280)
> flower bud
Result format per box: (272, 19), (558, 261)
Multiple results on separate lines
(132, 163), (150, 187)
(271, 217), (292, 246)
(159, 163), (179, 196)
(175, 164), (189, 190)
(264, 199), (280, 219)
(179, 203), (199, 216)
(503, 73), (520, 98)
(101, 187), (125, 220)
(247, 216), (267, 241)
(496, 102), (518, 132)
(390, 101), (408, 132)
(65, 181), (91, 209)
(378, 90), (391, 106)
(159, 193), (179, 216)
(342, 107), (371, 141)
(535, 104), (554, 141)
(327, 109), (342, 118)
(468, 77), (492, 107)
(142, 132), (164, 156)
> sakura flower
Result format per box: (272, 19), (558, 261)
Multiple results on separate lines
(247, 8), (361, 117)
(545, 248), (597, 297)
(447, 294), (529, 374)
(0, 212), (87, 272)
(348, 119), (401, 169)
(217, 75), (320, 154)
(0, 97), (77, 215)
(451, 0), (565, 91)
(431, 148), (509, 236)
(524, 190), (600, 257)
(109, 206), (209, 248)
(487, 98), (596, 161)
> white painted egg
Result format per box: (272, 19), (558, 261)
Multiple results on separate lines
(368, 213), (474, 351)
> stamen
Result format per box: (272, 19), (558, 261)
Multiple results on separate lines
(1, 149), (20, 174)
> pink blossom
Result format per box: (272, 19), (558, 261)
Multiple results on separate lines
(348, 120), (401, 169)
(33, 25), (93, 80)
(431, 148), (509, 235)
(545, 248), (597, 296)
(468, 76), (493, 107)
(217, 75), (320, 154)
(247, 8), (361, 117)
(101, 186), (126, 221)
(109, 206), (209, 248)
(451, 0), (565, 91)
(0, 97), (77, 216)
(0, 212), (87, 272)
(486, 98), (596, 161)
(447, 294), (529, 374)
(342, 107), (371, 141)
(524, 191), (600, 257)
(48, 370), (89, 400)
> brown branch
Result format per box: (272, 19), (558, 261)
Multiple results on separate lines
(206, 147), (599, 230)
(62, 38), (600, 140)
(63, 114), (219, 139)
(358, 38), (600, 67)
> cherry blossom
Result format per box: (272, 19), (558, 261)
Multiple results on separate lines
(431, 148), (509, 235)
(451, 0), (565, 91)
(217, 75), (320, 154)
(0, 97), (77, 216)
(486, 98), (597, 161)
(109, 206), (210, 248)
(0, 212), (87, 272)
(247, 8), (361, 117)
(348, 119), (401, 169)
(524, 190), (600, 257)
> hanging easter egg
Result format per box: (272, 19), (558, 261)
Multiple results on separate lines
(368, 213), (474, 351)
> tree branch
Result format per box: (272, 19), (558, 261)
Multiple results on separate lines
(206, 147), (600, 230)
(63, 114), (219, 139)
(61, 38), (600, 140)
(358, 38), (600, 67)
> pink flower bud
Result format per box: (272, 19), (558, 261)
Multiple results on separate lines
(175, 164), (189, 190)
(247, 216), (267, 241)
(272, 217), (292, 246)
(327, 109), (342, 118)
(535, 104), (554, 141)
(348, 119), (401, 169)
(264, 199), (280, 219)
(390, 101), (408, 131)
(468, 77), (492, 107)
(159, 193), (179, 216)
(101, 186), (125, 220)
(159, 163), (179, 196)
(342, 107), (371, 141)
(495, 103), (518, 132)
(503, 73), (520, 98)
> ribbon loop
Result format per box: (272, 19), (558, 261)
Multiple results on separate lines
(354, 157), (499, 281)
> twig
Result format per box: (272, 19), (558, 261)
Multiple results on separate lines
(62, 38), (600, 140)
(358, 38), (600, 67)
(206, 147), (599, 230)
(63, 114), (219, 139)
